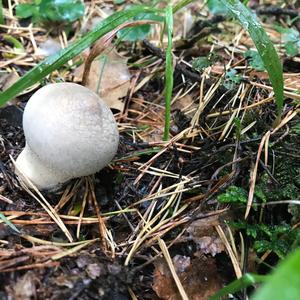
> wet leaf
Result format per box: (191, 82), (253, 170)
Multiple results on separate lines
(153, 255), (222, 300)
(187, 214), (226, 256)
(219, 0), (284, 114)
(74, 49), (131, 110)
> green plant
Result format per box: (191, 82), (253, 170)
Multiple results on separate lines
(163, 4), (173, 141)
(217, 185), (266, 205)
(210, 249), (300, 300)
(224, 69), (242, 89)
(252, 248), (300, 300)
(275, 25), (300, 57)
(0, 0), (4, 24)
(0, 6), (159, 106)
(230, 221), (296, 259)
(0, 213), (20, 233)
(219, 0), (284, 117)
(217, 185), (248, 204)
(244, 50), (265, 71)
(207, 0), (229, 15)
(117, 11), (163, 42)
(192, 53), (219, 71)
(0, 0), (284, 136)
(16, 0), (85, 24)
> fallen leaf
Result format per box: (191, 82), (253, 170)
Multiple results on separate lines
(187, 213), (233, 256)
(74, 49), (131, 111)
(153, 255), (222, 300)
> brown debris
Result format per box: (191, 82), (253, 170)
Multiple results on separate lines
(153, 255), (222, 300)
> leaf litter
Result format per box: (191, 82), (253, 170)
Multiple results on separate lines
(0, 0), (299, 299)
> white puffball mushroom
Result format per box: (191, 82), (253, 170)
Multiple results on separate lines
(15, 82), (119, 190)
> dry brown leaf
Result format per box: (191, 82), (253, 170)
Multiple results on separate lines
(74, 49), (131, 111)
(153, 255), (222, 300)
(187, 214), (232, 256)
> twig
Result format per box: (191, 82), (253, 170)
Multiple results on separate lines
(256, 7), (299, 18)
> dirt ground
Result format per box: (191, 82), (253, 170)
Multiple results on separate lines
(0, 1), (299, 299)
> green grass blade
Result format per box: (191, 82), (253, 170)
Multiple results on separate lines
(163, 4), (173, 141)
(219, 0), (284, 115)
(0, 212), (20, 233)
(0, 0), (4, 24)
(209, 273), (268, 300)
(173, 0), (195, 13)
(252, 249), (300, 300)
(0, 6), (158, 106)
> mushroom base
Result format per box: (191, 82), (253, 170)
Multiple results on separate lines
(15, 146), (70, 190)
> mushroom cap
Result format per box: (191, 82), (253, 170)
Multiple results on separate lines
(16, 82), (119, 189)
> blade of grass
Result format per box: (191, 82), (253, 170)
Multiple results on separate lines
(209, 273), (268, 300)
(252, 249), (300, 300)
(163, 4), (173, 141)
(0, 6), (159, 106)
(0, 212), (20, 233)
(173, 0), (196, 13)
(0, 0), (4, 25)
(219, 0), (284, 117)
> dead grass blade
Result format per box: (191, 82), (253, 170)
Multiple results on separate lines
(215, 225), (242, 278)
(11, 156), (73, 242)
(158, 238), (189, 300)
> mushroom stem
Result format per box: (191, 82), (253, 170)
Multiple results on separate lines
(15, 145), (70, 190)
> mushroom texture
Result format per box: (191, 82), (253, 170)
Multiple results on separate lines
(15, 82), (119, 190)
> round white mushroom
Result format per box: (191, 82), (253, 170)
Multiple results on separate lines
(15, 82), (119, 190)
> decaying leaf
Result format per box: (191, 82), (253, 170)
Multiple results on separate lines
(74, 49), (131, 111)
(153, 255), (222, 300)
(187, 213), (232, 256)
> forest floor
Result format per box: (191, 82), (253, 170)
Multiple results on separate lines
(0, 1), (299, 299)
